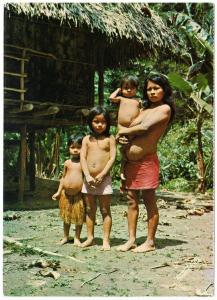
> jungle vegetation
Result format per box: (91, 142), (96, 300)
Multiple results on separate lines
(4, 3), (213, 193)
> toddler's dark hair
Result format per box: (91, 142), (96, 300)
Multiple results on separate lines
(120, 75), (139, 89)
(87, 106), (111, 136)
(67, 133), (84, 146)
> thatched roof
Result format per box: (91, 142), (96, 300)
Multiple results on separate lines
(5, 3), (176, 57)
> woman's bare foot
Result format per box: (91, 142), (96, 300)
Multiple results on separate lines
(116, 240), (137, 252)
(81, 238), (95, 248)
(101, 240), (111, 251)
(59, 237), (69, 245)
(131, 241), (155, 253)
(73, 238), (82, 247)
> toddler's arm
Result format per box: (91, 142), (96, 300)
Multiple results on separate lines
(52, 163), (67, 200)
(109, 88), (122, 103)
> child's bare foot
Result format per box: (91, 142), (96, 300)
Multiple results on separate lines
(101, 240), (110, 251)
(116, 240), (137, 252)
(131, 241), (155, 253)
(81, 238), (95, 248)
(73, 238), (82, 247)
(59, 237), (69, 245)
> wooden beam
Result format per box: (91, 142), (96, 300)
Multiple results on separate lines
(4, 87), (26, 93)
(4, 98), (91, 110)
(4, 72), (27, 78)
(8, 104), (34, 114)
(18, 125), (27, 202)
(4, 54), (29, 62)
(32, 106), (60, 117)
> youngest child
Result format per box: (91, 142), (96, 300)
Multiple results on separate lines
(109, 75), (141, 182)
(52, 133), (85, 246)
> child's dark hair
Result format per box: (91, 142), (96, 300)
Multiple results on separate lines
(120, 75), (139, 89)
(87, 106), (111, 136)
(67, 133), (84, 146)
(143, 73), (176, 123)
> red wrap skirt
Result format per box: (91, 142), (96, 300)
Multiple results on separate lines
(125, 154), (159, 190)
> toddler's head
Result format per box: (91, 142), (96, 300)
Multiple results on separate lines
(120, 75), (139, 98)
(67, 133), (84, 158)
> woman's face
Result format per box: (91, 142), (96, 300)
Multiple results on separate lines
(92, 114), (107, 134)
(146, 80), (164, 103)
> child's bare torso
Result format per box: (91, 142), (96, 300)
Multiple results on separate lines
(62, 159), (83, 195)
(118, 97), (140, 127)
(86, 135), (111, 177)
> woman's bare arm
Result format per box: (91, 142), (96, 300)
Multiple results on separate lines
(117, 105), (171, 137)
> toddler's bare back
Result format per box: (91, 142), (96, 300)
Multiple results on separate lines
(62, 160), (83, 195)
(118, 98), (140, 127)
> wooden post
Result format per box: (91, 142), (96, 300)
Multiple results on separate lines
(98, 46), (104, 105)
(18, 125), (27, 201)
(29, 130), (36, 191)
(20, 49), (26, 110)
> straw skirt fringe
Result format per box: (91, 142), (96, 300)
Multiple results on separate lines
(59, 190), (85, 225)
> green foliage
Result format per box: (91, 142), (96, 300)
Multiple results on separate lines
(158, 120), (213, 191)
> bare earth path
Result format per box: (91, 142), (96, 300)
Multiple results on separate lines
(3, 185), (214, 296)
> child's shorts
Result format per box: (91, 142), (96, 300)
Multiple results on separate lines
(81, 175), (113, 195)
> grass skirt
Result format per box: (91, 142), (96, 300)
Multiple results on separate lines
(59, 190), (85, 225)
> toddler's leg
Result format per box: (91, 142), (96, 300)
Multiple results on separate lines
(59, 222), (70, 245)
(120, 144), (128, 181)
(74, 225), (82, 246)
(99, 195), (112, 251)
(81, 194), (97, 248)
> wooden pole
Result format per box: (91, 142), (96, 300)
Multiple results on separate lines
(98, 46), (104, 105)
(18, 125), (27, 201)
(28, 130), (36, 191)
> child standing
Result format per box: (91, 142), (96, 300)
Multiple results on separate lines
(80, 106), (116, 251)
(109, 75), (141, 182)
(52, 133), (85, 246)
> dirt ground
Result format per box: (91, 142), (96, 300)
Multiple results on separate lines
(3, 178), (214, 296)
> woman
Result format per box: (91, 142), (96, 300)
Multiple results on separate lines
(116, 73), (175, 252)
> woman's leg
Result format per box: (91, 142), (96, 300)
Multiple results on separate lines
(99, 195), (112, 250)
(132, 189), (159, 252)
(117, 189), (139, 251)
(81, 194), (97, 247)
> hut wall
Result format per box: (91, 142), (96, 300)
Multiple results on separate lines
(4, 15), (95, 107)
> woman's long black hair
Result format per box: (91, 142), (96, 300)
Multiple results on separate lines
(87, 106), (111, 137)
(143, 73), (176, 123)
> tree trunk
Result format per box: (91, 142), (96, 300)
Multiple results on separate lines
(196, 114), (206, 193)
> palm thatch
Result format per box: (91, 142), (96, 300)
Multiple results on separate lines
(5, 3), (176, 58)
